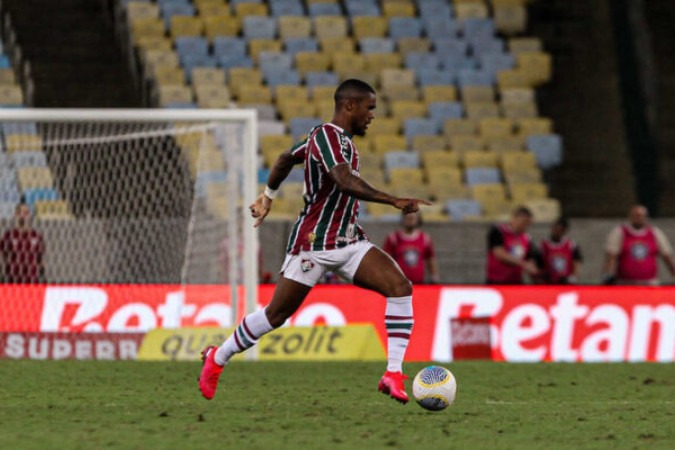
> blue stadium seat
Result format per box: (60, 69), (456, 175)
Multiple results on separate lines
(418, 0), (453, 20)
(0, 185), (20, 203)
(157, 0), (190, 5)
(527, 134), (563, 169)
(463, 18), (494, 40)
(308, 3), (342, 17)
(404, 118), (439, 143)
(290, 118), (322, 141)
(284, 37), (318, 56)
(230, 0), (262, 5)
(0, 152), (8, 168)
(160, 3), (195, 28)
(417, 69), (455, 86)
(359, 38), (395, 54)
(389, 18), (422, 39)
(11, 151), (47, 169)
(264, 69), (301, 87)
(257, 168), (270, 184)
(424, 17), (459, 39)
(218, 54), (254, 69)
(479, 52), (515, 75)
(1, 121), (38, 136)
(345, 1), (380, 17)
(174, 37), (209, 58)
(469, 37), (505, 55)
(405, 52), (441, 70)
(243, 16), (277, 40)
(440, 55), (478, 72)
(457, 69), (493, 88)
(23, 188), (59, 209)
(258, 52), (293, 73)
(181, 54), (217, 76)
(213, 37), (247, 58)
(465, 168), (501, 185)
(446, 199), (481, 221)
(287, 167), (305, 182)
(384, 151), (420, 170)
(270, 0), (304, 17)
(433, 38), (468, 57)
(305, 71), (339, 88)
(428, 102), (464, 125)
(0, 55), (11, 69)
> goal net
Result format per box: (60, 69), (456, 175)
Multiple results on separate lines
(0, 109), (258, 327)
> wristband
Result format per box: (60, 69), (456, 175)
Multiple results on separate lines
(264, 186), (278, 199)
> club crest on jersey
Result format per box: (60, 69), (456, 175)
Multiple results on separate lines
(301, 259), (314, 273)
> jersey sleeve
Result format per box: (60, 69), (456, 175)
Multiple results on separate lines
(605, 226), (622, 255)
(289, 137), (309, 160)
(311, 126), (349, 172)
(487, 226), (504, 250)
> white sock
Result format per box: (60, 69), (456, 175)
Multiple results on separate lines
(214, 307), (275, 366)
(384, 296), (414, 373)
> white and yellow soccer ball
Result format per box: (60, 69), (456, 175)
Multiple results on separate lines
(412, 366), (457, 411)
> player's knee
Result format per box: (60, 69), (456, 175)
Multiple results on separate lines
(389, 277), (412, 298)
(264, 307), (288, 329)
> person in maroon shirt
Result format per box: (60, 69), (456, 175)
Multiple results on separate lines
(383, 211), (440, 284)
(485, 206), (539, 284)
(0, 202), (45, 283)
(537, 217), (583, 284)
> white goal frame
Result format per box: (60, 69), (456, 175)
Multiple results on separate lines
(0, 108), (259, 322)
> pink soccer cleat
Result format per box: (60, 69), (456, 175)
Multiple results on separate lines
(198, 346), (224, 400)
(378, 371), (409, 404)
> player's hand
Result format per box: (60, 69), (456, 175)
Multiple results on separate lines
(392, 198), (432, 214)
(249, 193), (273, 228)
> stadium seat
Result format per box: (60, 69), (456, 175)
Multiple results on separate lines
(416, 69), (455, 87)
(427, 165), (464, 190)
(352, 16), (387, 39)
(271, 1), (305, 18)
(457, 69), (493, 88)
(196, 0), (229, 17)
(249, 39), (284, 63)
(364, 53), (402, 71)
(126, 1), (160, 22)
(433, 37), (468, 58)
(380, 69), (415, 90)
(360, 38), (395, 54)
(204, 15), (241, 40)
(162, 3), (195, 28)
(2, 121), (38, 136)
(35, 200), (73, 220)
(212, 37), (247, 59)
(509, 182), (548, 204)
(382, 2), (415, 18)
(425, 17), (460, 39)
(462, 18), (494, 39)
(418, 0), (453, 19)
(406, 52), (440, 71)
(243, 16), (277, 40)
(404, 118), (439, 144)
(295, 52), (331, 76)
(17, 167), (54, 190)
(508, 37), (543, 55)
(461, 85), (495, 103)
(174, 37), (208, 59)
(23, 187), (59, 209)
(421, 86), (457, 105)
(390, 100), (427, 121)
(373, 134), (407, 155)
(278, 17), (311, 40)
(153, 67), (186, 88)
(131, 17), (165, 44)
(397, 37), (431, 56)
(412, 135), (447, 152)
(259, 52), (293, 73)
(308, 3), (342, 17)
(443, 118), (478, 138)
(11, 151), (47, 169)
(525, 198), (561, 223)
(465, 101), (500, 120)
(503, 166), (541, 184)
(157, 84), (193, 107)
(471, 184), (511, 218)
(5, 134), (43, 152)
(306, 71), (339, 88)
(480, 52), (516, 77)
(488, 136), (524, 153)
(366, 117), (400, 136)
(428, 102), (464, 126)
(290, 117), (322, 141)
(170, 16), (204, 38)
(0, 68), (16, 85)
(493, 1), (527, 35)
(497, 69), (531, 89)
(0, 85), (24, 106)
(503, 102), (538, 120)
(236, 84), (272, 104)
(314, 16), (348, 40)
(0, 201), (15, 220)
(446, 199), (482, 221)
(389, 18), (422, 39)
(384, 151), (420, 171)
(278, 99), (316, 122)
(388, 167), (424, 186)
(470, 37), (505, 55)
(363, 202), (400, 221)
(516, 51), (553, 86)
(192, 67), (226, 86)
(439, 55), (478, 73)
(500, 87), (534, 105)
(430, 183), (469, 202)
(234, 2), (269, 17)
(180, 54), (217, 74)
(479, 118), (513, 141)
(265, 70), (301, 88)
(219, 54), (254, 70)
(345, 0), (380, 17)
(517, 117), (553, 138)
(422, 150), (459, 169)
(527, 134), (563, 169)
(463, 151), (498, 170)
(449, 134), (485, 153)
(359, 152), (382, 170)
(195, 85), (231, 108)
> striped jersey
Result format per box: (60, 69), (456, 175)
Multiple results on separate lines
(285, 123), (367, 254)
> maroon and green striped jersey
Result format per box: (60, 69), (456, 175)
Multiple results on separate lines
(285, 123), (367, 254)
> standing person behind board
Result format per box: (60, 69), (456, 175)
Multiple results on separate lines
(0, 202), (45, 283)
(485, 206), (538, 284)
(198, 79), (431, 404)
(383, 211), (440, 284)
(538, 217), (583, 284)
(602, 205), (675, 285)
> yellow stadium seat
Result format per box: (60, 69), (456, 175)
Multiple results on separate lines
(352, 16), (388, 39)
(157, 85), (193, 106)
(412, 135), (447, 152)
(275, 85), (309, 106)
(461, 85), (494, 103)
(359, 152), (382, 170)
(35, 200), (73, 220)
(295, 52), (331, 75)
(502, 102), (538, 120)
(382, 85), (420, 102)
(261, 134), (293, 154)
(500, 151), (537, 172)
(170, 16), (204, 37)
(131, 18), (165, 43)
(517, 51), (553, 86)
(359, 167), (387, 189)
(422, 150), (460, 169)
(380, 68), (415, 90)
(367, 118), (401, 136)
(503, 167), (541, 185)
(332, 52), (366, 75)
(449, 135), (485, 152)
(352, 135), (372, 152)
(493, 2), (527, 35)
(204, 16), (241, 40)
(429, 183), (470, 202)
(508, 37), (543, 55)
(316, 99), (335, 122)
(365, 202), (400, 219)
(373, 134), (407, 154)
(418, 203), (450, 223)
(479, 118), (513, 141)
(197, 2), (230, 17)
(397, 38), (431, 55)
(279, 16), (311, 39)
(153, 66), (185, 86)
(311, 85), (335, 102)
(143, 50), (180, 71)
(249, 39), (283, 63)
(237, 85), (272, 104)
(319, 37), (355, 54)
(388, 168), (424, 186)
(472, 183), (507, 201)
(0, 68), (15, 85)
(136, 36), (173, 53)
(228, 68), (263, 96)
(391, 184), (432, 201)
(382, 2), (415, 17)
(279, 102), (317, 123)
(517, 117), (553, 137)
(455, 1), (489, 20)
(465, 101), (500, 120)
(444, 118), (477, 137)
(390, 100), (426, 120)
(426, 166), (463, 187)
(195, 85), (231, 108)
(422, 85), (457, 103)
(487, 136), (524, 153)
(509, 182), (548, 204)
(192, 67), (225, 87)
(314, 16), (348, 40)
(364, 53), (402, 71)
(127, 2), (159, 22)
(18, 167), (54, 190)
(5, 134), (42, 152)
(497, 69), (532, 89)
(0, 84), (23, 106)
(500, 87), (535, 105)
(463, 150), (498, 168)
(234, 3), (268, 17)
(339, 71), (378, 87)
(525, 198), (561, 223)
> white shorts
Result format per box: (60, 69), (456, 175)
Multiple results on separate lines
(280, 240), (375, 287)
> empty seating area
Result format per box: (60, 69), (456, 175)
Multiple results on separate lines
(120, 0), (563, 222)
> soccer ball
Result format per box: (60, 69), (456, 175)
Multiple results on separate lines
(412, 366), (457, 411)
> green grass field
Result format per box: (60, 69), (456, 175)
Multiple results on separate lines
(0, 361), (672, 450)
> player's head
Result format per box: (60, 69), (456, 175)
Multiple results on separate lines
(628, 204), (648, 229)
(14, 202), (31, 228)
(551, 216), (569, 240)
(333, 79), (376, 136)
(401, 210), (422, 231)
(510, 206), (533, 233)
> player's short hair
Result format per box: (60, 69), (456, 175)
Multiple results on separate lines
(512, 205), (533, 218)
(334, 79), (376, 106)
(554, 216), (569, 229)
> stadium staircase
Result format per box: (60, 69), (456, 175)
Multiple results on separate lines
(527, 0), (636, 217)
(1, 0), (141, 107)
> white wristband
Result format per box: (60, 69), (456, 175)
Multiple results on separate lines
(264, 186), (278, 199)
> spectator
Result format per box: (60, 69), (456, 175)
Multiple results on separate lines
(538, 217), (583, 284)
(383, 211), (440, 284)
(0, 202), (45, 283)
(485, 206), (538, 284)
(602, 205), (675, 285)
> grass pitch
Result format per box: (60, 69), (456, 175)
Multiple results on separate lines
(0, 361), (672, 450)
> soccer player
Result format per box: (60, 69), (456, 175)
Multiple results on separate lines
(0, 202), (45, 283)
(538, 217), (582, 284)
(602, 204), (675, 285)
(383, 211), (440, 284)
(199, 79), (430, 403)
(485, 206), (539, 284)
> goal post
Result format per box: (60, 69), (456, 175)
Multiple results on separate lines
(0, 108), (259, 325)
